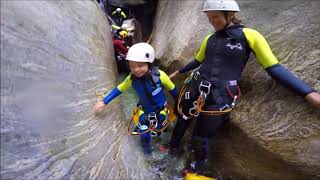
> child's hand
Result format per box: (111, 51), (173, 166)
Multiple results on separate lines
(94, 101), (106, 114)
(305, 92), (320, 109)
(169, 70), (179, 79)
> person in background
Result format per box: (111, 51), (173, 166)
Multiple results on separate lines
(111, 7), (127, 24)
(112, 30), (129, 73)
(111, 23), (134, 46)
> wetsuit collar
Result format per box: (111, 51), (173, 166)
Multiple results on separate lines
(215, 24), (243, 34)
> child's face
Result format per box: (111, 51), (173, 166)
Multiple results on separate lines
(128, 61), (149, 77)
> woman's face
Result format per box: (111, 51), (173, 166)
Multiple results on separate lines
(206, 11), (227, 31)
(128, 61), (149, 77)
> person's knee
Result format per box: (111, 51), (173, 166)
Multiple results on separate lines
(140, 133), (151, 144)
(191, 136), (209, 149)
(158, 113), (166, 124)
(193, 114), (229, 137)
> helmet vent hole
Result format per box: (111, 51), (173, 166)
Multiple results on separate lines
(146, 53), (149, 58)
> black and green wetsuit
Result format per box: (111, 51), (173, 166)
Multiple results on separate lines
(179, 24), (314, 97)
(170, 24), (315, 168)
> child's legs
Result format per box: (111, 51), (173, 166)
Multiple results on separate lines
(140, 132), (152, 155)
(138, 111), (152, 155)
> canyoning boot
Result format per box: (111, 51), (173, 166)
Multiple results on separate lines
(184, 136), (209, 174)
(184, 170), (217, 180)
(153, 145), (179, 173)
(183, 159), (214, 180)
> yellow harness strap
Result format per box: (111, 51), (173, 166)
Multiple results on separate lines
(132, 105), (176, 124)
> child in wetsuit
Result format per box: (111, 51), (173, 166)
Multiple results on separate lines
(94, 43), (178, 155)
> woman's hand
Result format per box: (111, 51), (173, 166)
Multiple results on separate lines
(305, 92), (320, 109)
(94, 101), (106, 114)
(169, 70), (179, 79)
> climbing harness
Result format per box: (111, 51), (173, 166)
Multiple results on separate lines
(127, 105), (176, 136)
(177, 71), (241, 120)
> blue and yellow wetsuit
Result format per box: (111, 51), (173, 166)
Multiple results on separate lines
(103, 66), (177, 154)
(103, 67), (177, 112)
(170, 24), (315, 168)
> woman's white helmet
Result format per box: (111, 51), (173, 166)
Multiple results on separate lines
(126, 43), (155, 63)
(116, 8), (121, 12)
(202, 0), (240, 12)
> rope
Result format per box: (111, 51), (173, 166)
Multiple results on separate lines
(176, 81), (241, 119)
(127, 108), (171, 136)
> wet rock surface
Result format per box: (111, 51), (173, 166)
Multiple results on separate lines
(151, 0), (320, 179)
(1, 1), (156, 179)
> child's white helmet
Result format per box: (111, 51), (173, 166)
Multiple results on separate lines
(126, 43), (155, 63)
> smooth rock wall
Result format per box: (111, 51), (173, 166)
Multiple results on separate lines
(1, 1), (156, 179)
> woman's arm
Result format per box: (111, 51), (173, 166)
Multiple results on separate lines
(243, 28), (320, 109)
(170, 34), (213, 79)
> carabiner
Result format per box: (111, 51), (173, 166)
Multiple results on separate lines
(148, 112), (157, 121)
(189, 101), (200, 117)
(199, 81), (211, 96)
(150, 131), (158, 137)
(193, 71), (200, 80)
(219, 104), (230, 111)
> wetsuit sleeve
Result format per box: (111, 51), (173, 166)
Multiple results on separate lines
(194, 34), (212, 63)
(126, 27), (134, 32)
(121, 12), (126, 19)
(243, 28), (278, 68)
(178, 60), (201, 74)
(103, 75), (132, 104)
(265, 64), (316, 97)
(159, 70), (178, 98)
(111, 25), (120, 30)
(117, 74), (132, 92)
(178, 34), (213, 73)
(103, 88), (121, 104)
(243, 28), (315, 97)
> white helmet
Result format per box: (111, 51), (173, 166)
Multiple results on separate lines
(116, 8), (121, 12)
(121, 23), (129, 30)
(202, 0), (240, 12)
(126, 43), (155, 63)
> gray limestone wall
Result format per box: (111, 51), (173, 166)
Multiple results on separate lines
(1, 1), (156, 179)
